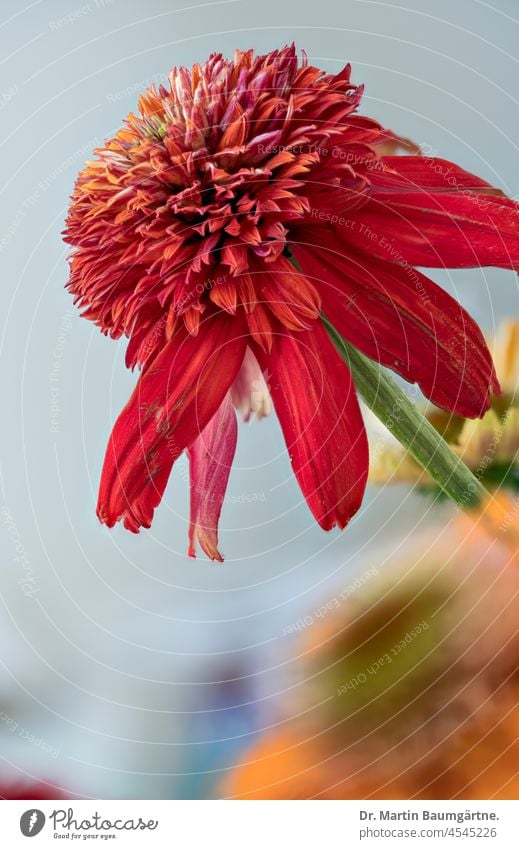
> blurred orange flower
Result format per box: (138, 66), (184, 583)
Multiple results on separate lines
(223, 496), (519, 799)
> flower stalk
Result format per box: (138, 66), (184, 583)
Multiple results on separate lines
(323, 316), (488, 508)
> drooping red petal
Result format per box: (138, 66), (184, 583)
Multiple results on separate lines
(255, 320), (368, 530)
(187, 394), (238, 561)
(97, 313), (246, 532)
(339, 156), (519, 268)
(293, 230), (499, 418)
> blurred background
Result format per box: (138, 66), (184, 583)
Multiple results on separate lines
(0, 0), (518, 799)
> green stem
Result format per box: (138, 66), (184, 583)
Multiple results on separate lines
(323, 316), (487, 508)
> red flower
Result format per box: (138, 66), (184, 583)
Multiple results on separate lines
(64, 45), (519, 559)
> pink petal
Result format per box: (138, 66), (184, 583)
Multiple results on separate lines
(188, 394), (238, 561)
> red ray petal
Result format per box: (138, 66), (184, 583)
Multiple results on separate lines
(97, 313), (246, 532)
(370, 156), (499, 192)
(294, 231), (499, 418)
(188, 394), (238, 561)
(255, 321), (368, 530)
(338, 156), (519, 268)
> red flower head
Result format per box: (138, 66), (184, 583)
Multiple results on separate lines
(64, 45), (519, 560)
